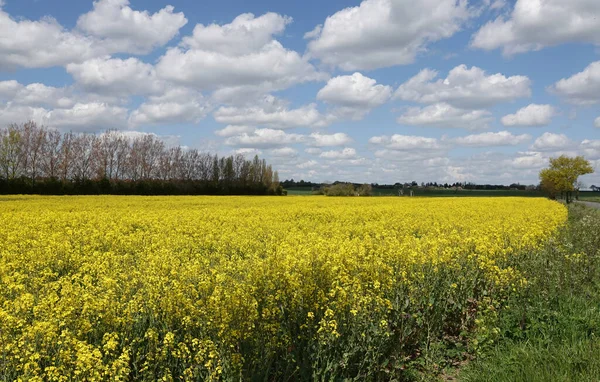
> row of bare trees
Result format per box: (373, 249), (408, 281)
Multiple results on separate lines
(0, 122), (282, 195)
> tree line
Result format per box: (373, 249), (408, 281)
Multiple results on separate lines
(282, 179), (538, 191)
(0, 122), (284, 195)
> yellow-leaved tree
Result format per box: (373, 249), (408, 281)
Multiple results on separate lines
(539, 155), (593, 203)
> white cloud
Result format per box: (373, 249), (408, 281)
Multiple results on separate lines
(235, 148), (263, 157)
(471, 0), (600, 55)
(297, 160), (319, 169)
(397, 103), (492, 130)
(213, 96), (333, 128)
(501, 104), (556, 126)
(511, 151), (546, 169)
(317, 72), (392, 119)
(214, 125), (255, 137)
(550, 61), (600, 105)
(330, 157), (371, 167)
(452, 131), (531, 147)
(395, 65), (531, 109)
(369, 134), (444, 150)
(303, 25), (322, 40)
(182, 12), (290, 55)
(531, 132), (574, 151)
(306, 0), (473, 70)
(129, 88), (210, 126)
(0, 1), (187, 69)
(0, 9), (96, 69)
(308, 132), (352, 147)
(269, 147), (298, 157)
(595, 117), (600, 128)
(0, 81), (74, 108)
(0, 104), (50, 127)
(0, 80), (23, 99)
(157, 41), (326, 92)
(224, 128), (304, 148)
(305, 148), (322, 155)
(581, 139), (600, 160)
(0, 92), (128, 131)
(67, 57), (163, 97)
(76, 0), (187, 54)
(156, 13), (326, 94)
(320, 147), (357, 159)
(45, 102), (129, 131)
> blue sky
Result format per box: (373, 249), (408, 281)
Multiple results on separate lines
(1, 0), (599, 186)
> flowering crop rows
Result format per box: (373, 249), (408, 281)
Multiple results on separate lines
(0, 196), (566, 380)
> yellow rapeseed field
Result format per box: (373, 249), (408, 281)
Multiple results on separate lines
(0, 196), (566, 381)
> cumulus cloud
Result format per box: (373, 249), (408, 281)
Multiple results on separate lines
(67, 57), (163, 97)
(0, 9), (95, 69)
(0, 104), (50, 127)
(511, 151), (546, 169)
(306, 0), (473, 70)
(0, 83), (129, 131)
(129, 88), (210, 126)
(45, 102), (129, 131)
(471, 0), (600, 55)
(235, 148), (263, 157)
(305, 148), (322, 155)
(452, 131), (531, 147)
(501, 104), (556, 127)
(213, 96), (333, 128)
(76, 0), (187, 54)
(308, 132), (353, 147)
(214, 125), (255, 137)
(224, 128), (304, 148)
(369, 134), (444, 151)
(156, 13), (326, 96)
(395, 65), (531, 109)
(320, 147), (358, 159)
(581, 139), (600, 160)
(317, 72), (392, 119)
(297, 160), (319, 169)
(181, 12), (289, 55)
(397, 103), (492, 130)
(0, 80), (74, 108)
(269, 147), (298, 158)
(550, 61), (600, 105)
(530, 132), (575, 151)
(0, 0), (187, 69)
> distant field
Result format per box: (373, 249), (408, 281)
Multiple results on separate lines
(285, 186), (314, 195)
(285, 186), (549, 197)
(373, 188), (544, 197)
(580, 195), (600, 203)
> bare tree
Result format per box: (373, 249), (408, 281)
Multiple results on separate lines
(41, 129), (63, 179)
(59, 132), (76, 182)
(71, 134), (98, 182)
(21, 122), (47, 185)
(96, 130), (126, 180)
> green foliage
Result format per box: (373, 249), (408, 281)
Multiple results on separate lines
(322, 182), (358, 196)
(539, 155), (593, 200)
(460, 203), (600, 381)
